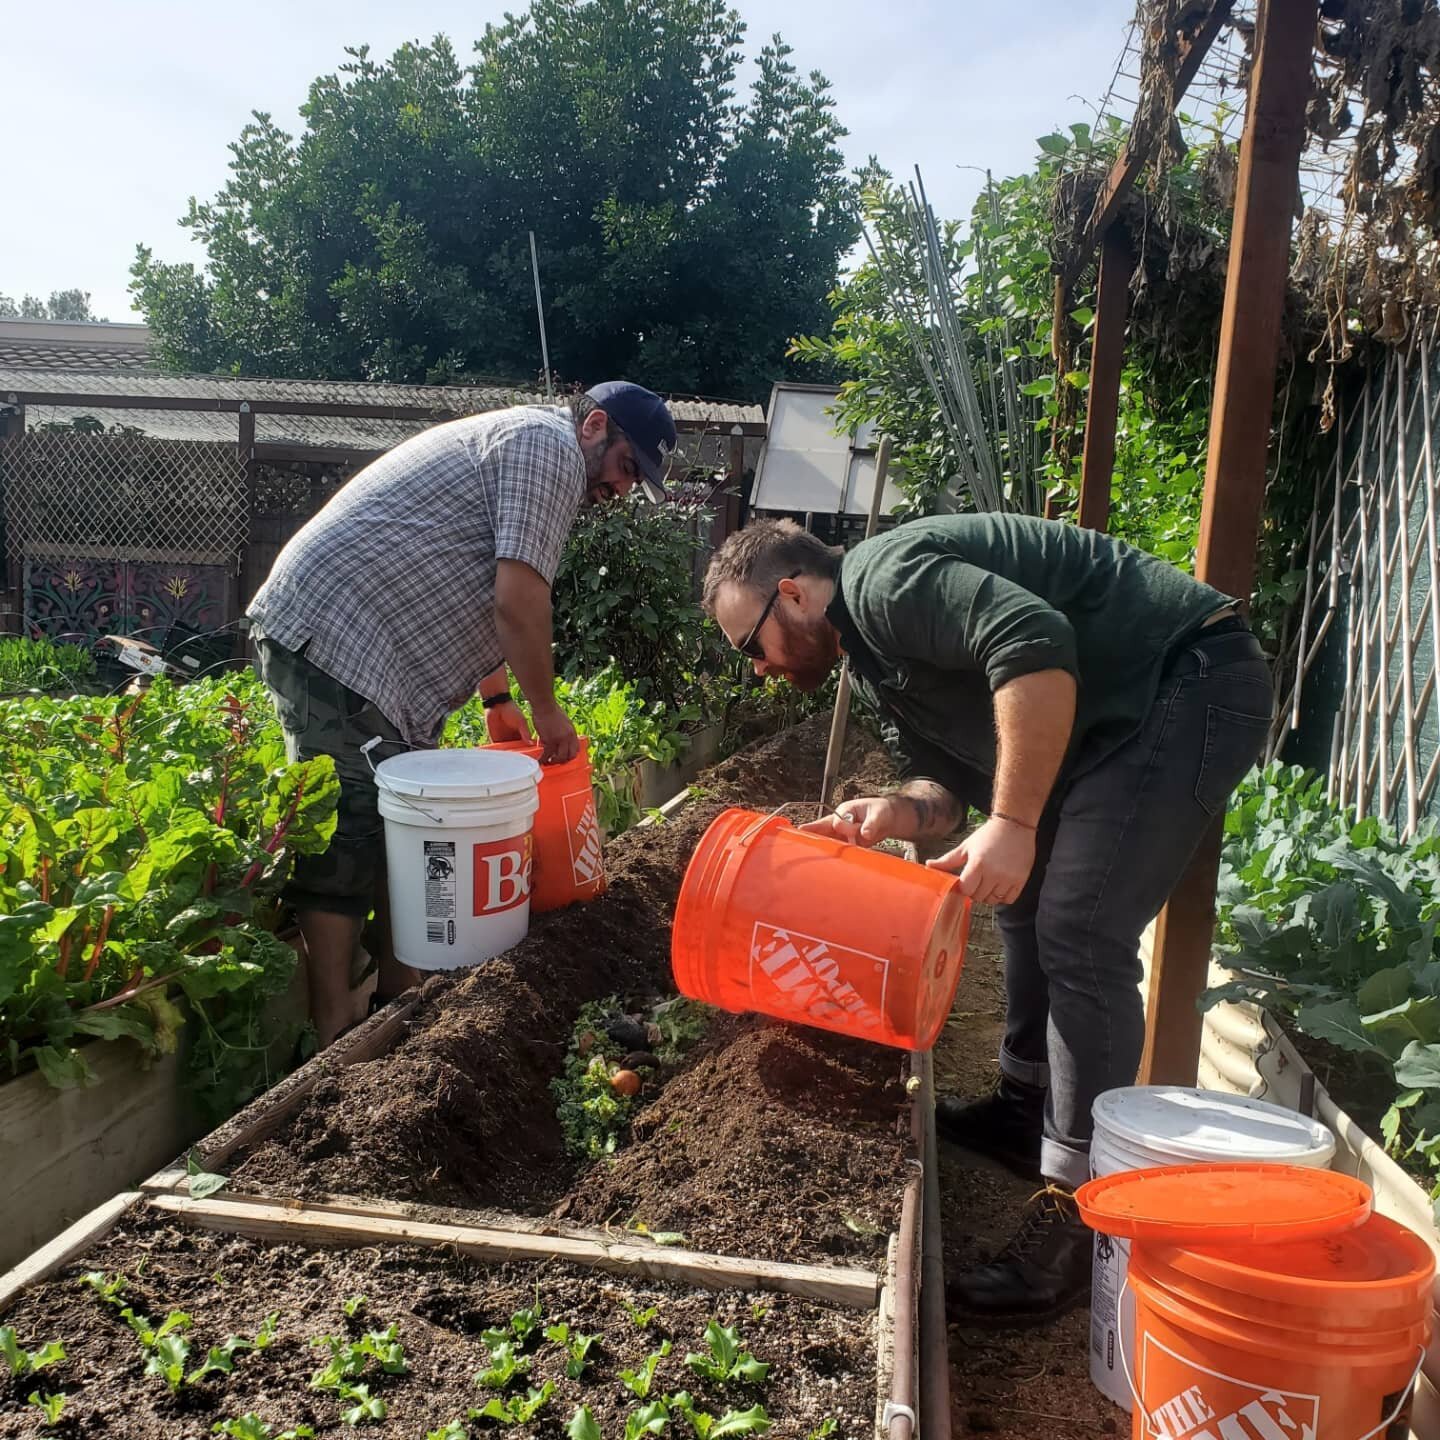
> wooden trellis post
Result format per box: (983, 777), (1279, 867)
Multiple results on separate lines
(1142, 0), (1318, 1086)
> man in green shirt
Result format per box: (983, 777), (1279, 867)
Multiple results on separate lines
(703, 514), (1272, 1325)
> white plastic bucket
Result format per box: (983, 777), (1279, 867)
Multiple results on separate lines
(376, 748), (541, 970)
(1088, 1085), (1335, 1411)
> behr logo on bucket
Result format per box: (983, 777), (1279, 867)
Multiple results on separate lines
(749, 922), (886, 1030)
(1142, 1337), (1319, 1440)
(472, 834), (533, 916)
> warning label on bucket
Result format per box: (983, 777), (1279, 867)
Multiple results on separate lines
(423, 841), (456, 944)
(1140, 1336), (1319, 1440)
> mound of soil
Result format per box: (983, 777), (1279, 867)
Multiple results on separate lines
(0, 1215), (876, 1440)
(564, 1017), (912, 1264)
(225, 718), (907, 1263)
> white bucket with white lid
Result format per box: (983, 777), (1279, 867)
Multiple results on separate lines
(376, 748), (541, 970)
(1089, 1085), (1336, 1411)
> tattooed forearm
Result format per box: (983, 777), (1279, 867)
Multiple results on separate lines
(896, 779), (962, 839)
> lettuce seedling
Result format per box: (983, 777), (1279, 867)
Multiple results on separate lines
(338, 1382), (387, 1424)
(0, 1328), (64, 1378)
(426, 1424), (469, 1440)
(342, 1295), (368, 1320)
(620, 1339), (672, 1399)
(625, 1400), (672, 1440)
(475, 1339), (530, 1390)
(212, 1418), (315, 1440)
(544, 1323), (600, 1379)
(671, 1395), (772, 1440)
(568, 1406), (602, 1440)
(471, 1381), (555, 1426)
(28, 1392), (66, 1428)
(620, 1301), (659, 1330)
(684, 1323), (769, 1386)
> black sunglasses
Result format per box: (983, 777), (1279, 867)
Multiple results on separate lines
(735, 572), (800, 660)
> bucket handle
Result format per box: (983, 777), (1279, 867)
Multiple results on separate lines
(362, 735), (444, 825)
(1116, 1268), (1427, 1440)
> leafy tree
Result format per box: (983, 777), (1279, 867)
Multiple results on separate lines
(0, 288), (106, 322)
(131, 2), (855, 400)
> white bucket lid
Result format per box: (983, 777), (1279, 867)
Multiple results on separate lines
(1092, 1086), (1335, 1166)
(375, 748), (541, 799)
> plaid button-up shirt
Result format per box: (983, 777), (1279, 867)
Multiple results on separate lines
(248, 405), (586, 744)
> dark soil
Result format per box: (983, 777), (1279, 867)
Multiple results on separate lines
(563, 1017), (912, 1263)
(224, 718), (907, 1267)
(0, 1215), (876, 1440)
(933, 910), (1124, 1440)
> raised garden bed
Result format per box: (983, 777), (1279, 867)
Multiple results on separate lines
(197, 719), (911, 1269)
(0, 1210), (879, 1439)
(0, 717), (942, 1440)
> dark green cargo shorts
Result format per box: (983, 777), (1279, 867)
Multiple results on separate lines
(253, 637), (412, 918)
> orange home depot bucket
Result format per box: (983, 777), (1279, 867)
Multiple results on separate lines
(671, 807), (971, 1050)
(1077, 1164), (1435, 1440)
(485, 739), (605, 912)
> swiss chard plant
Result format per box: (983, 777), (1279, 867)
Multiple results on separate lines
(0, 674), (339, 1115)
(0, 635), (95, 696)
(1207, 763), (1440, 1216)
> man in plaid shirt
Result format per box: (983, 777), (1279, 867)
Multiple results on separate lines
(248, 382), (677, 1044)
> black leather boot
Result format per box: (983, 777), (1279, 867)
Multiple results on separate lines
(935, 1076), (1044, 1181)
(947, 1187), (1093, 1327)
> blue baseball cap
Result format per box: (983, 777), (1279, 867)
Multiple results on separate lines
(585, 381), (678, 504)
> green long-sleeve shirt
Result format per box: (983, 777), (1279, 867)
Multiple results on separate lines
(827, 514), (1235, 811)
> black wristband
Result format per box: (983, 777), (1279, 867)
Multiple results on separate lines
(481, 693), (512, 710)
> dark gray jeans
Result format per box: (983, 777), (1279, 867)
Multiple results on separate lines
(995, 621), (1274, 1186)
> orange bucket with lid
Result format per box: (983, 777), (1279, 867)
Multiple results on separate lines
(1077, 1163), (1435, 1439)
(484, 739), (605, 912)
(671, 807), (970, 1050)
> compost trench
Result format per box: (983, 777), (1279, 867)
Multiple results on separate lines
(0, 1217), (875, 1440)
(221, 717), (911, 1266)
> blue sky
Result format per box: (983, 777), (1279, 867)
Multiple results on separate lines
(0, 0), (1136, 322)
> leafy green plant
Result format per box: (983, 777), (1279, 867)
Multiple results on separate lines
(28, 1391), (66, 1428)
(1207, 763), (1440, 1215)
(620, 1301), (660, 1330)
(684, 1323), (770, 1386)
(569, 1407), (602, 1440)
(0, 675), (340, 1116)
(475, 1340), (530, 1390)
(806, 1420), (837, 1440)
(0, 1326), (64, 1377)
(442, 664), (692, 834)
(338, 1382), (387, 1424)
(481, 1289), (543, 1349)
(671, 1394), (773, 1440)
(427, 1424), (469, 1440)
(311, 1324), (408, 1389)
(619, 1339), (672, 1399)
(213, 1418), (315, 1440)
(553, 1004), (641, 1158)
(0, 635), (96, 695)
(471, 1381), (555, 1426)
(79, 1270), (128, 1307)
(544, 1322), (600, 1379)
(342, 1294), (368, 1319)
(551, 498), (720, 713)
(625, 1400), (672, 1440)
